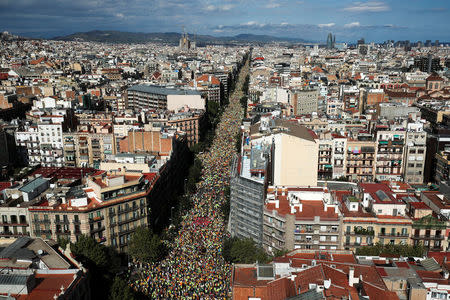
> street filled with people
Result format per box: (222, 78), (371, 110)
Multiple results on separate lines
(131, 57), (249, 299)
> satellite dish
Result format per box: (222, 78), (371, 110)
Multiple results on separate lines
(324, 279), (331, 289)
(37, 249), (44, 255)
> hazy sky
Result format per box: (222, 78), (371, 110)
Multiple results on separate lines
(0, 0), (449, 42)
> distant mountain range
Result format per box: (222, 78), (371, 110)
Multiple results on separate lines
(52, 30), (309, 44)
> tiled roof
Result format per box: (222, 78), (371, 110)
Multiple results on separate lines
(266, 197), (338, 221)
(426, 74), (444, 81)
(362, 281), (399, 300)
(0, 182), (12, 192)
(31, 167), (97, 179)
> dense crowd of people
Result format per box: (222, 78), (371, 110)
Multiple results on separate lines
(131, 59), (249, 299)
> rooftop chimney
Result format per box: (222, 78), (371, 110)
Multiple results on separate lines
(349, 267), (359, 287)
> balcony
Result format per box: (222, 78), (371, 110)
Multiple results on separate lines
(55, 230), (71, 235)
(89, 216), (104, 223)
(411, 235), (444, 240)
(0, 232), (29, 237)
(34, 230), (52, 235)
(54, 220), (70, 225)
(345, 242), (374, 247)
(34, 219), (51, 224)
(378, 233), (409, 238)
(117, 215), (142, 226)
(319, 230), (339, 235)
(90, 226), (105, 234)
(0, 222), (28, 227)
(349, 228), (375, 236)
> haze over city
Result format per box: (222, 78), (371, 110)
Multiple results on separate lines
(0, 0), (449, 41)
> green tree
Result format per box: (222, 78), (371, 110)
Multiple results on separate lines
(223, 237), (270, 264)
(71, 235), (108, 269)
(109, 276), (135, 300)
(355, 242), (425, 257)
(57, 236), (70, 250)
(128, 227), (166, 263)
(207, 100), (220, 119)
(70, 235), (123, 299)
(273, 248), (290, 258)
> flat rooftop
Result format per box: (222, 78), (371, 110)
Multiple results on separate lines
(128, 85), (201, 96)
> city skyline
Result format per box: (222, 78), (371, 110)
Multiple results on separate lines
(0, 0), (449, 42)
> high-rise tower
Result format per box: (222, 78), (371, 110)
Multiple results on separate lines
(326, 33), (333, 49)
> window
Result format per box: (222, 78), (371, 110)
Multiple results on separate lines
(55, 215), (60, 222)
(74, 215), (79, 223)
(320, 226), (327, 232)
(320, 236), (326, 241)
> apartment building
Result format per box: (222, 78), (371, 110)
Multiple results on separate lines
(318, 140), (333, 180)
(375, 130), (406, 181)
(63, 131), (116, 168)
(0, 198), (30, 239)
(229, 140), (270, 246)
(118, 130), (173, 156)
(361, 88), (385, 111)
(28, 170), (159, 252)
(340, 86), (361, 115)
(193, 74), (223, 104)
(263, 187), (341, 253)
(335, 185), (413, 251)
(37, 121), (64, 167)
(404, 130), (427, 183)
(291, 87), (319, 115)
(435, 151), (450, 183)
(15, 124), (40, 166)
(126, 84), (204, 111)
(167, 111), (204, 146)
(407, 201), (447, 252)
(331, 133), (347, 179)
(346, 140), (376, 182)
(249, 118), (318, 187)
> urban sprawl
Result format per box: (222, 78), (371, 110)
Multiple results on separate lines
(0, 32), (450, 299)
